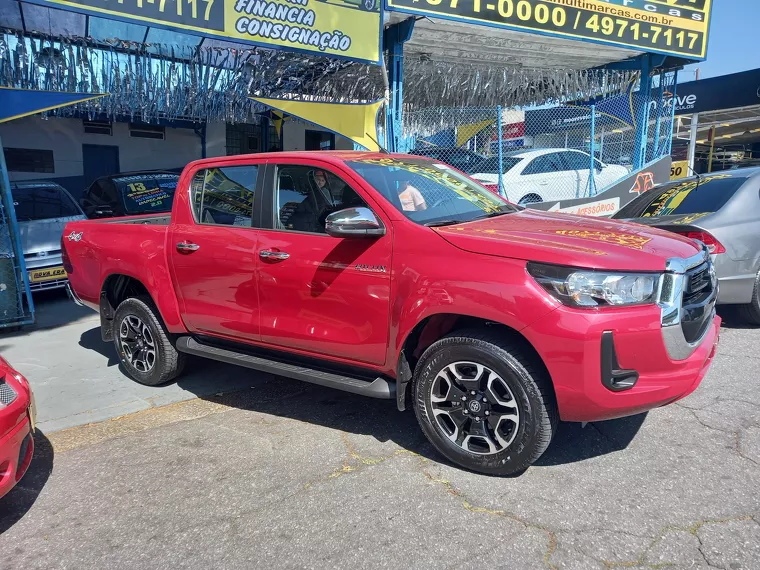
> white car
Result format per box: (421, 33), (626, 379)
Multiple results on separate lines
(471, 148), (630, 205)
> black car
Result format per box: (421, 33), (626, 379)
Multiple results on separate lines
(408, 147), (485, 174)
(81, 171), (180, 218)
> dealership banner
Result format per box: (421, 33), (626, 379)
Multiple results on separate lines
(385, 0), (712, 60)
(527, 154), (672, 216)
(23, 0), (382, 64)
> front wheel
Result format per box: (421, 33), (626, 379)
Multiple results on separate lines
(413, 329), (557, 475)
(113, 296), (186, 386)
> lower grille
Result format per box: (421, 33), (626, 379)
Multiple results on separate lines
(0, 381), (17, 406)
(681, 262), (716, 344)
(29, 278), (68, 291)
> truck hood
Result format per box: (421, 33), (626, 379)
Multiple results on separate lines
(433, 209), (701, 272)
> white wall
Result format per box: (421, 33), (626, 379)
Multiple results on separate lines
(0, 116), (225, 183)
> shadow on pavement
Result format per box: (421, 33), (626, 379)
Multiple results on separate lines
(75, 326), (646, 475)
(536, 413), (647, 467)
(0, 289), (95, 339)
(78, 327), (120, 367)
(179, 370), (646, 474)
(0, 430), (54, 534)
(717, 306), (758, 330)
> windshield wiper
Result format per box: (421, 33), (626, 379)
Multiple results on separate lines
(471, 210), (511, 221)
(425, 219), (465, 227)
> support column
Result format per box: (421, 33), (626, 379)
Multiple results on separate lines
(667, 69), (678, 156)
(588, 105), (596, 197)
(496, 105), (504, 198)
(633, 54), (652, 170)
(383, 19), (415, 153)
(0, 137), (34, 328)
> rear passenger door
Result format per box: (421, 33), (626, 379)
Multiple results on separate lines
(168, 163), (263, 342)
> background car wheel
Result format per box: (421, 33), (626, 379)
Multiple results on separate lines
(737, 272), (760, 326)
(413, 329), (558, 475)
(113, 296), (186, 386)
(360, 0), (376, 10)
(518, 193), (543, 205)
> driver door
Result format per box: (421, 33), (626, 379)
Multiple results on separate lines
(256, 160), (392, 366)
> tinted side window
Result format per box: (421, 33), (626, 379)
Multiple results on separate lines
(274, 165), (367, 234)
(195, 165), (258, 226)
(562, 151), (591, 170)
(11, 184), (80, 221)
(522, 154), (565, 175)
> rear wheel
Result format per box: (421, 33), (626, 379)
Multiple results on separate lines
(413, 329), (557, 475)
(113, 296), (186, 386)
(738, 272), (760, 326)
(360, 0), (376, 10)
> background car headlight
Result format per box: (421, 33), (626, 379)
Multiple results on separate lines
(527, 263), (660, 307)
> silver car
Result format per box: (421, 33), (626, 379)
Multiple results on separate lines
(10, 181), (86, 291)
(613, 167), (760, 324)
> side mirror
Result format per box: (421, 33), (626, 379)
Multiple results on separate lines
(325, 207), (385, 238)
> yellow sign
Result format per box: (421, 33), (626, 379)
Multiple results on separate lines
(387, 0), (712, 60)
(29, 266), (67, 283)
(25, 0), (381, 63)
(670, 160), (689, 180)
(252, 97), (383, 151)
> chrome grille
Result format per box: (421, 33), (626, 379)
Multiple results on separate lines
(0, 380), (17, 406)
(681, 261), (717, 345)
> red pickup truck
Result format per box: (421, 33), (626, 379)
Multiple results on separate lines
(63, 152), (720, 475)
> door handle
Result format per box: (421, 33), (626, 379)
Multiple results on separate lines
(259, 249), (290, 261)
(176, 241), (200, 254)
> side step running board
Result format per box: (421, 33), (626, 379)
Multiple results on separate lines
(176, 337), (395, 399)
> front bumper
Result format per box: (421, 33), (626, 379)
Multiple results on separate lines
(523, 304), (720, 423)
(0, 414), (34, 499)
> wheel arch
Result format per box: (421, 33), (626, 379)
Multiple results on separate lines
(99, 273), (183, 341)
(395, 312), (554, 411)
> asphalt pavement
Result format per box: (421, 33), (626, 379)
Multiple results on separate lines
(0, 291), (758, 569)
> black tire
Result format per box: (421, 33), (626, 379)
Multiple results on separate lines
(737, 272), (760, 326)
(413, 329), (558, 475)
(113, 296), (186, 386)
(360, 0), (375, 10)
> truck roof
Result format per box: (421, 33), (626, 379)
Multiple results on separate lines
(186, 151), (427, 171)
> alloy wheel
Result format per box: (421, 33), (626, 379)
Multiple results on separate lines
(119, 315), (157, 373)
(430, 361), (520, 455)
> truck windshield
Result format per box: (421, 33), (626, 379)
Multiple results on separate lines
(114, 174), (179, 215)
(11, 184), (81, 221)
(347, 157), (516, 226)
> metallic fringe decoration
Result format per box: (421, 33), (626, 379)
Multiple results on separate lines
(1, 31), (637, 125)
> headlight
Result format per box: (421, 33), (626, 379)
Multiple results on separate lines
(527, 262), (660, 307)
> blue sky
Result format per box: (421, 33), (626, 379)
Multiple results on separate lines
(682, 0), (758, 81)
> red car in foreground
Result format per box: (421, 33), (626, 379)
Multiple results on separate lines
(63, 152), (719, 475)
(0, 356), (35, 498)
